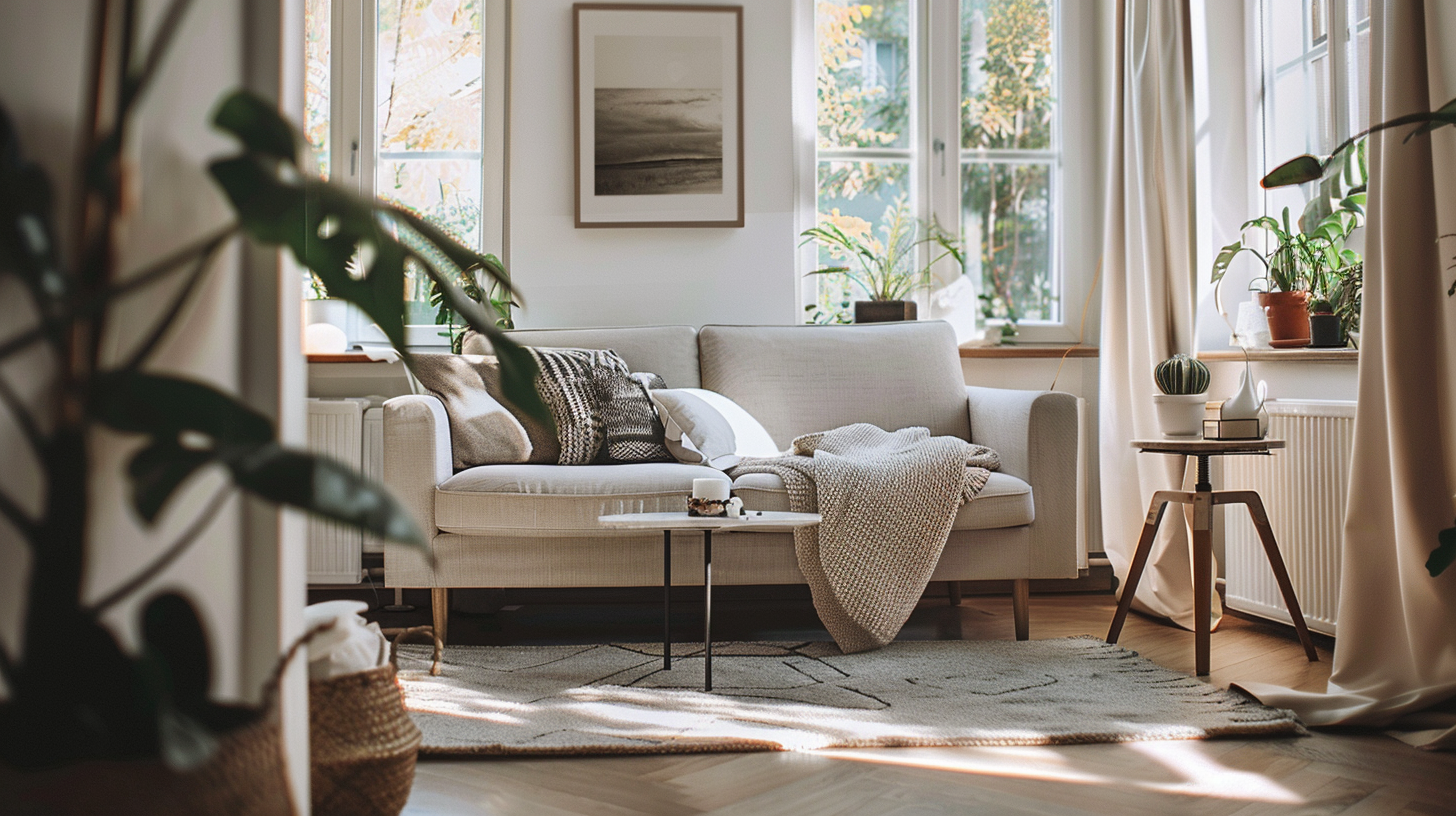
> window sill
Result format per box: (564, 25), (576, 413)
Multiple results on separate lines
(1198, 348), (1358, 363)
(959, 345), (1099, 359)
(306, 353), (400, 364)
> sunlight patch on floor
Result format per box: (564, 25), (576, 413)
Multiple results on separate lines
(815, 739), (1306, 804)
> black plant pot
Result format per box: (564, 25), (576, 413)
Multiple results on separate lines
(854, 300), (917, 323)
(1308, 313), (1344, 348)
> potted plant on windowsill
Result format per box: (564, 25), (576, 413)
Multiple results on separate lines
(799, 198), (962, 324)
(0, 1), (548, 809)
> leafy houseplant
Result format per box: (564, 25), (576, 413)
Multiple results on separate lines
(0, 0), (547, 801)
(800, 198), (962, 323)
(1259, 96), (1456, 575)
(1151, 354), (1210, 437)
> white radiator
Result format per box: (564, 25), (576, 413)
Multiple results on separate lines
(306, 398), (370, 584)
(1223, 400), (1356, 636)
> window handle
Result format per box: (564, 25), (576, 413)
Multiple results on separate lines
(933, 138), (946, 176)
(350, 139), (359, 176)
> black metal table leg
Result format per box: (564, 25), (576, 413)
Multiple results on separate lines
(663, 530), (671, 671)
(704, 528), (713, 692)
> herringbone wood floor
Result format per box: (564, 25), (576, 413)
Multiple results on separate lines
(395, 592), (1456, 816)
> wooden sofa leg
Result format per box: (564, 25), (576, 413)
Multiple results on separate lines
(431, 587), (449, 646)
(947, 581), (962, 606)
(1012, 579), (1030, 641)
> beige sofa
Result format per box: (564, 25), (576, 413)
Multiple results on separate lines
(383, 321), (1080, 643)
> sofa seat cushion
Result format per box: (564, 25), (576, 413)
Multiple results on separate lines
(730, 470), (1034, 530)
(436, 463), (729, 536)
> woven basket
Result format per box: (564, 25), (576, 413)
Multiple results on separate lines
(309, 662), (422, 816)
(2, 709), (294, 816)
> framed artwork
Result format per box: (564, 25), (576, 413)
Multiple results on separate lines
(573, 3), (744, 228)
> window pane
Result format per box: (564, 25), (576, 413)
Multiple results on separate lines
(962, 161), (1054, 322)
(961, 0), (1054, 152)
(816, 0), (911, 150)
(812, 160), (910, 321)
(376, 0), (483, 153)
(376, 0), (484, 322)
(304, 0), (330, 179)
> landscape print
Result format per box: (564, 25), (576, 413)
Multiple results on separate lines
(593, 35), (723, 196)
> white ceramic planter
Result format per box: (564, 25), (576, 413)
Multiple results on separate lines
(1152, 392), (1208, 437)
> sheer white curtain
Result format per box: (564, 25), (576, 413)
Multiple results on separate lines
(1098, 0), (1218, 631)
(1239, 0), (1456, 749)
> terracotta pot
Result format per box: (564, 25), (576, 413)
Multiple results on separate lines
(854, 300), (917, 323)
(1258, 291), (1311, 348)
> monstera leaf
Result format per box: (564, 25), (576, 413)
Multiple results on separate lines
(208, 91), (549, 424)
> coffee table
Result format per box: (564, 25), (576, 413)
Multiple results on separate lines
(597, 510), (821, 690)
(1107, 438), (1319, 676)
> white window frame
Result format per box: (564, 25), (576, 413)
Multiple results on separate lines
(315, 0), (510, 348)
(800, 0), (1102, 345)
(1251, 0), (1370, 225)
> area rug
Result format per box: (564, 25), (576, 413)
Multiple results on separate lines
(394, 637), (1304, 757)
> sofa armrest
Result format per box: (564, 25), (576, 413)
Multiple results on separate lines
(383, 394), (452, 586)
(966, 386), (1079, 577)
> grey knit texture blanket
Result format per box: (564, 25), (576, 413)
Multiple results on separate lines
(732, 424), (1000, 653)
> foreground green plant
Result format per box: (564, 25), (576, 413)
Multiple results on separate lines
(0, 0), (546, 772)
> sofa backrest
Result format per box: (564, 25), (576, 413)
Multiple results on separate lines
(474, 325), (702, 388)
(698, 322), (970, 448)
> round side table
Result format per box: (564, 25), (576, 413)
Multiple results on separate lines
(1106, 438), (1320, 676)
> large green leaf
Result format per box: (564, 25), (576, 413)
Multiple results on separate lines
(211, 90), (297, 164)
(92, 371), (273, 442)
(209, 154), (409, 352)
(1261, 155), (1324, 189)
(1428, 524), (1456, 577)
(128, 442), (217, 523)
(230, 444), (424, 546)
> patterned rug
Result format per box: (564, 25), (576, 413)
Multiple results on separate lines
(395, 637), (1304, 757)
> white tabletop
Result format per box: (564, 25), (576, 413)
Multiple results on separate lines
(597, 510), (821, 531)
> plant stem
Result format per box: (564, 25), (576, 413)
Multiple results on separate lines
(120, 228), (231, 371)
(0, 371), (46, 461)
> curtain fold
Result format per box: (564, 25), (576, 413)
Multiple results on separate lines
(1238, 0), (1456, 749)
(1098, 0), (1217, 631)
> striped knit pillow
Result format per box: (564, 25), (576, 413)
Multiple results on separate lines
(528, 347), (626, 465)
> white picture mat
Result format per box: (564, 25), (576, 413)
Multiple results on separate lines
(576, 7), (742, 226)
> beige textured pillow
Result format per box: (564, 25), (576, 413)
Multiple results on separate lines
(409, 354), (536, 468)
(649, 388), (781, 470)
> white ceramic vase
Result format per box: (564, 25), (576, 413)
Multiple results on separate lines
(1152, 392), (1208, 437)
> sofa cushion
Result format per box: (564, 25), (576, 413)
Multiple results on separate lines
(593, 370), (674, 463)
(407, 353), (533, 468)
(698, 323), (971, 448)
(436, 463), (728, 535)
(650, 388), (781, 469)
(529, 347), (629, 465)
(730, 470), (1034, 530)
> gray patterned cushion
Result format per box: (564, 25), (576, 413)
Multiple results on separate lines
(529, 347), (627, 465)
(593, 370), (673, 463)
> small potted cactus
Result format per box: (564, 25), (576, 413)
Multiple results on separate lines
(1152, 354), (1211, 437)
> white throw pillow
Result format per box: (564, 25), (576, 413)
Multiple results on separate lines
(649, 388), (781, 469)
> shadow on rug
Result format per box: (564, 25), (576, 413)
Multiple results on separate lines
(395, 636), (1304, 757)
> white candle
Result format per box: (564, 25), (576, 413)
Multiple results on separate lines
(692, 478), (729, 501)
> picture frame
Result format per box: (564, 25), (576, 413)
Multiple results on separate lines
(573, 3), (744, 228)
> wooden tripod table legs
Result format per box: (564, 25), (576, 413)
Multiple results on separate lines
(1106, 488), (1319, 675)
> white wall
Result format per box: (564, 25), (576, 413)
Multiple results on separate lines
(507, 0), (800, 329)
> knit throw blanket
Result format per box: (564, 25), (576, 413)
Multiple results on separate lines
(732, 424), (1000, 654)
